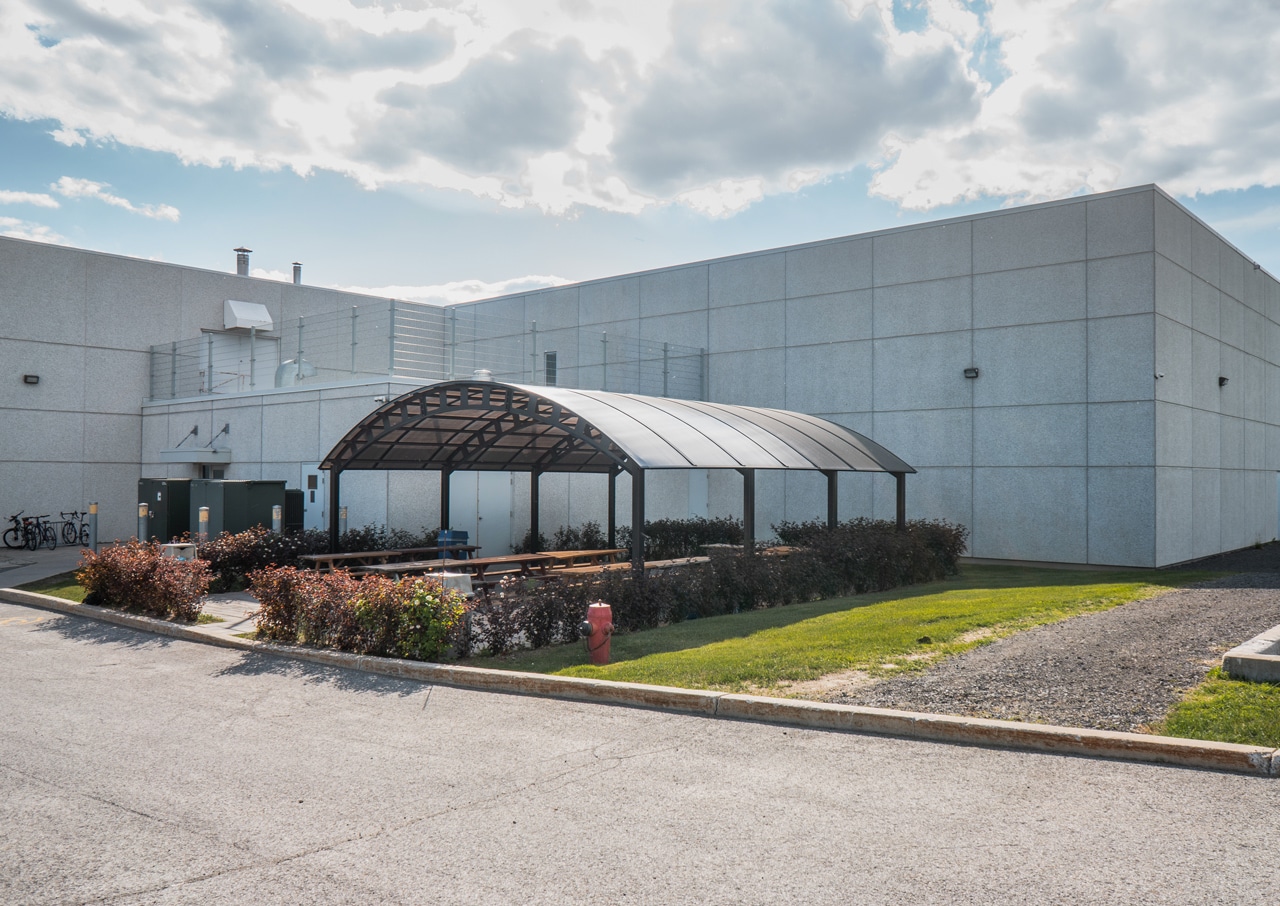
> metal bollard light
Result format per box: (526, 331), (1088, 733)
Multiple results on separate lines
(339, 505), (348, 535)
(137, 503), (149, 542)
(198, 506), (210, 544)
(271, 504), (283, 534)
(580, 602), (614, 665)
(88, 502), (98, 553)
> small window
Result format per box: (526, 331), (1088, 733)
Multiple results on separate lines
(544, 351), (558, 386)
(307, 474), (318, 490)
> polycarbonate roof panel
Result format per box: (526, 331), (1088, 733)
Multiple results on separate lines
(320, 381), (915, 475)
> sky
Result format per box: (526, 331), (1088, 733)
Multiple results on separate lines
(1, 0), (1279, 305)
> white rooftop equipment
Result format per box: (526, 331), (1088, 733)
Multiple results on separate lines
(223, 299), (273, 331)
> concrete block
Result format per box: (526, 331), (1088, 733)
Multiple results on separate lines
(1192, 468), (1221, 559)
(973, 262), (1085, 328)
(1191, 278), (1220, 339)
(873, 276), (971, 338)
(1155, 401), (1193, 468)
(1220, 415), (1245, 470)
(1243, 353), (1266, 422)
(1219, 345), (1243, 418)
(1088, 401), (1154, 467)
(785, 290), (872, 347)
(972, 466), (1087, 562)
(1154, 256), (1192, 326)
(709, 251), (786, 307)
(1154, 194), (1193, 269)
(1192, 409), (1220, 468)
(0, 339), (85, 412)
(1155, 467), (1194, 566)
(1154, 316), (1193, 407)
(579, 278), (639, 324)
(1219, 296), (1244, 352)
(873, 221), (971, 286)
(1220, 245), (1246, 303)
(1086, 190), (1155, 259)
(0, 239), (89, 345)
(709, 299), (785, 353)
(709, 349), (785, 408)
(871, 408), (972, 467)
(1088, 467), (1155, 566)
(872, 465), (971, 528)
(785, 238), (873, 297)
(1191, 331), (1221, 411)
(1087, 254), (1154, 318)
(1190, 221), (1221, 286)
(784, 340), (872, 414)
(973, 202), (1085, 273)
(973, 404), (1085, 467)
(1220, 469), (1246, 552)
(1087, 315), (1154, 403)
(640, 265), (708, 317)
(973, 321), (1087, 407)
(872, 331), (972, 411)
(1245, 419), (1267, 471)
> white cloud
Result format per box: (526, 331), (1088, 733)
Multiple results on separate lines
(0, 190), (59, 208)
(330, 274), (573, 305)
(0, 216), (66, 243)
(50, 177), (180, 221)
(4, 0), (1279, 219)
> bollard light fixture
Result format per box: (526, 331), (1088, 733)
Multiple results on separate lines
(22, 374), (39, 384)
(963, 367), (980, 379)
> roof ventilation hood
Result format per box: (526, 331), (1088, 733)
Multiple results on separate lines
(224, 299), (273, 330)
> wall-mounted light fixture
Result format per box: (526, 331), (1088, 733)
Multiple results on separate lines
(1154, 373), (1165, 379)
(963, 367), (980, 379)
(21, 374), (39, 385)
(1219, 376), (1230, 387)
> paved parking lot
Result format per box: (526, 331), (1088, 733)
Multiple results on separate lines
(3, 597), (1279, 905)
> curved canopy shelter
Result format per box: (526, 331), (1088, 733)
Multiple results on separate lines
(320, 380), (915, 565)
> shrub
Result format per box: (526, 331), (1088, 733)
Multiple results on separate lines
(337, 523), (439, 553)
(198, 525), (330, 592)
(76, 541), (210, 622)
(619, 516), (744, 560)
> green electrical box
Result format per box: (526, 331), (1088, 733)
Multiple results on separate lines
(137, 479), (192, 542)
(188, 480), (289, 539)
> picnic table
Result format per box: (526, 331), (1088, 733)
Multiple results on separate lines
(541, 548), (629, 568)
(299, 544), (479, 572)
(362, 552), (559, 588)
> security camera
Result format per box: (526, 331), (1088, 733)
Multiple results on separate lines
(373, 396), (387, 404)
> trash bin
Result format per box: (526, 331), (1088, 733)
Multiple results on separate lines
(160, 543), (198, 561)
(437, 530), (470, 559)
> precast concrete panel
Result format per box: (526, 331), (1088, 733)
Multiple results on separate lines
(872, 465), (970, 528)
(1267, 364), (1280, 426)
(84, 347), (148, 413)
(1191, 331), (1222, 411)
(179, 269), (283, 344)
(1086, 314), (1155, 403)
(1243, 307), (1268, 359)
(1191, 278), (1221, 339)
(341, 471), (391, 530)
(468, 293), (527, 327)
(872, 408), (973, 468)
(1219, 346), (1244, 418)
(0, 408), (84, 463)
(708, 299), (785, 353)
(639, 266), (708, 317)
(784, 290), (871, 347)
(1154, 316), (1194, 406)
(972, 321), (1087, 407)
(1220, 245), (1246, 304)
(873, 222), (971, 287)
(709, 348), (785, 408)
(1192, 409), (1221, 469)
(260, 395), (323, 462)
(84, 462), (146, 542)
(1086, 254), (1155, 319)
(579, 278), (639, 324)
(784, 238), (872, 298)
(872, 331), (972, 411)
(1192, 468), (1222, 559)
(210, 402), (265, 470)
(637, 311), (708, 348)
(1244, 353), (1266, 422)
(872, 276), (971, 338)
(972, 404), (1085, 467)
(1155, 466), (1194, 566)
(972, 466), (1087, 562)
(0, 239), (89, 345)
(973, 202), (1085, 273)
(0, 339), (85, 411)
(709, 252), (786, 308)
(1245, 419), (1267, 471)
(1190, 222), (1222, 286)
(1220, 296), (1245, 352)
(1154, 193), (1193, 269)
(1220, 415), (1245, 470)
(84, 255), (187, 351)
(84, 413), (142, 465)
(1087, 401), (1154, 467)
(1088, 467), (1155, 566)
(1267, 415), (1280, 473)
(781, 470), (831, 524)
(1154, 256), (1193, 326)
(564, 472), (614, 528)
(972, 262), (1084, 329)
(1220, 469), (1246, 552)
(784, 340), (872, 414)
(1243, 263), (1267, 313)
(1155, 401), (1194, 468)
(1086, 189), (1155, 259)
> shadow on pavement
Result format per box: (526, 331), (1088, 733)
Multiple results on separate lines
(212, 647), (431, 698)
(33, 610), (181, 650)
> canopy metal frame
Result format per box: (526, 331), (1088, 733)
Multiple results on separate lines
(320, 380), (915, 566)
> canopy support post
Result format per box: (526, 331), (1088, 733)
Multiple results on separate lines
(327, 469), (341, 553)
(440, 469), (452, 533)
(530, 470), (542, 550)
(824, 470), (838, 530)
(740, 468), (755, 555)
(630, 470), (645, 570)
(895, 472), (906, 531)
(607, 468), (618, 549)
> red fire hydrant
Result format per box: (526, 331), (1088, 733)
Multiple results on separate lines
(580, 602), (613, 665)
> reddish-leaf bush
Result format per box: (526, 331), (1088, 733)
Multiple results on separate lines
(76, 541), (210, 622)
(198, 525), (331, 592)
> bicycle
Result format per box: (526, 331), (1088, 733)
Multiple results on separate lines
(60, 510), (90, 546)
(2, 511), (25, 549)
(24, 514), (57, 551)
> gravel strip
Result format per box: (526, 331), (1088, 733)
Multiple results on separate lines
(827, 563), (1280, 733)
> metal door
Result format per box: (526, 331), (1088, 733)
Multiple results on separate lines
(302, 464), (327, 532)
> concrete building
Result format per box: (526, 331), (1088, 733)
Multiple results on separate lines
(2, 184), (1277, 566)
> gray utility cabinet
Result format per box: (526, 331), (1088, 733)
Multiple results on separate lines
(138, 479), (288, 541)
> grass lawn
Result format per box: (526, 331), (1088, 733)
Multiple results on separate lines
(16, 570), (85, 602)
(468, 564), (1214, 694)
(1155, 668), (1280, 747)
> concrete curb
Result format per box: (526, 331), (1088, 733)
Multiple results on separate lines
(1223, 623), (1280, 683)
(5, 587), (1277, 778)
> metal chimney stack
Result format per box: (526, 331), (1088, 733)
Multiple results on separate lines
(292, 262), (302, 285)
(234, 247), (252, 276)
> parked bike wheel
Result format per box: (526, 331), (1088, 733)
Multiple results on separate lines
(2, 526), (22, 549)
(78, 524), (91, 546)
(24, 524), (39, 551)
(41, 525), (58, 551)
(62, 520), (79, 545)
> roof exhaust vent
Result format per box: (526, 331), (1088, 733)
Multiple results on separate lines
(292, 262), (302, 285)
(234, 247), (252, 276)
